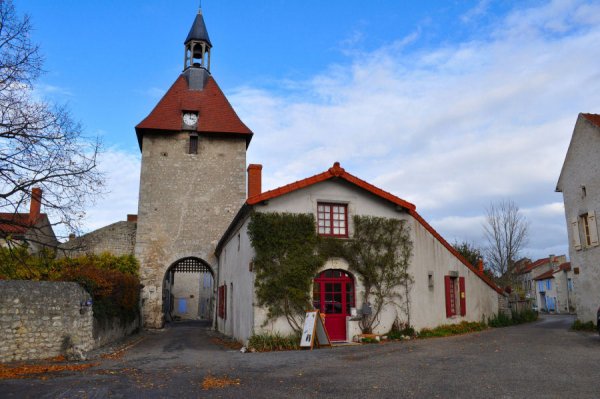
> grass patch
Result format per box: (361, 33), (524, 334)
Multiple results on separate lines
(418, 321), (487, 338)
(247, 332), (301, 352)
(571, 320), (597, 332)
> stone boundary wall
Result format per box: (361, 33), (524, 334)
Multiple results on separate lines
(59, 221), (137, 257)
(0, 281), (140, 363)
(0, 281), (94, 362)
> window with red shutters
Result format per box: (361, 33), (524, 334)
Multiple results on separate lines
(317, 203), (348, 237)
(445, 275), (466, 317)
(218, 285), (227, 319)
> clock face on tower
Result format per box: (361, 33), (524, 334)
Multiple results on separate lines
(183, 112), (198, 127)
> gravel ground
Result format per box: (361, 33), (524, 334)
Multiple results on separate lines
(1, 315), (599, 398)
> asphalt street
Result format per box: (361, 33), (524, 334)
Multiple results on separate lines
(1, 314), (599, 398)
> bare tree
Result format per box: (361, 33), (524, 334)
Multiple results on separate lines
(483, 199), (528, 286)
(0, 0), (103, 242)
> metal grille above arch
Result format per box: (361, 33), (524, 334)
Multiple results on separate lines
(170, 258), (213, 274)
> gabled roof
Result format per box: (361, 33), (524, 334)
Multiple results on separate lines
(247, 162), (416, 210)
(0, 213), (44, 236)
(185, 9), (212, 47)
(581, 113), (600, 127)
(534, 269), (555, 280)
(222, 162), (503, 295)
(556, 113), (600, 192)
(135, 75), (253, 149)
(517, 257), (550, 274)
(533, 262), (571, 281)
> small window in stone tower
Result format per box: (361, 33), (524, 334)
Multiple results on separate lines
(189, 133), (198, 154)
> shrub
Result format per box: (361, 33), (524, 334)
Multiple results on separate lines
(571, 320), (596, 332)
(248, 332), (301, 352)
(488, 312), (513, 327)
(488, 309), (538, 328)
(388, 319), (416, 340)
(0, 248), (140, 324)
(418, 321), (487, 338)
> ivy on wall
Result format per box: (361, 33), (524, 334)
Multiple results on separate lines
(345, 216), (413, 333)
(248, 212), (413, 334)
(248, 212), (322, 333)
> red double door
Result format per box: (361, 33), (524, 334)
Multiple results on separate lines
(313, 270), (355, 341)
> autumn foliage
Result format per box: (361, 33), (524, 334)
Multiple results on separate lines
(0, 248), (140, 323)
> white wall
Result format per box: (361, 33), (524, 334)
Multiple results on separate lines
(558, 115), (600, 323)
(217, 220), (256, 343)
(217, 179), (499, 342)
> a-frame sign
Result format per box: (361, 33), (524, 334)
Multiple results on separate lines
(300, 310), (331, 349)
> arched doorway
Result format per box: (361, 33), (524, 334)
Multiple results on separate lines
(313, 269), (355, 341)
(163, 257), (214, 323)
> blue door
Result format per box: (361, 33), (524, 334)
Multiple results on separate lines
(546, 297), (556, 312)
(178, 298), (187, 314)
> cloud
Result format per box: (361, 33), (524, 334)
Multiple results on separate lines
(80, 147), (141, 233)
(229, 0), (600, 261)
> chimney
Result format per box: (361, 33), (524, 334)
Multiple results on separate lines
(127, 214), (138, 222)
(247, 164), (262, 199)
(477, 259), (484, 274)
(29, 188), (42, 222)
(548, 254), (555, 266)
(68, 233), (76, 241)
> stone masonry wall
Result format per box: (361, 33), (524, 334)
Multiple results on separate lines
(0, 281), (94, 363)
(0, 280), (141, 363)
(59, 221), (137, 257)
(135, 133), (246, 328)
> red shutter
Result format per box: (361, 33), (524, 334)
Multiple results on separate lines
(444, 276), (452, 317)
(459, 277), (466, 316)
(218, 285), (227, 319)
(224, 284), (227, 320)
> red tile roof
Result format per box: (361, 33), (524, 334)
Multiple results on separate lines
(557, 262), (571, 272)
(533, 262), (571, 280)
(534, 269), (555, 280)
(247, 162), (503, 295)
(581, 113), (600, 128)
(135, 75), (253, 148)
(0, 213), (40, 235)
(517, 257), (550, 274)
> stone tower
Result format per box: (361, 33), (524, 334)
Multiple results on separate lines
(134, 9), (253, 328)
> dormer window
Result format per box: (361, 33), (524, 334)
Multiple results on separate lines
(317, 203), (348, 237)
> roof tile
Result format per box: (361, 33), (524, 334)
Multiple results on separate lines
(136, 75), (253, 148)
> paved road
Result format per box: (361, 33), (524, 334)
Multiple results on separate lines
(1, 314), (599, 398)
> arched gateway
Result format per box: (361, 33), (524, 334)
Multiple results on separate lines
(163, 257), (214, 323)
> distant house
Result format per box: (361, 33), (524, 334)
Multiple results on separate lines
(515, 255), (567, 307)
(216, 162), (504, 343)
(556, 113), (600, 324)
(0, 188), (58, 252)
(534, 262), (575, 313)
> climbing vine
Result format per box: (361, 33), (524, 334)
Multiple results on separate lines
(248, 212), (322, 333)
(345, 216), (413, 333)
(249, 211), (414, 335)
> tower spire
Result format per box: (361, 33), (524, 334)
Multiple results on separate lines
(184, 7), (212, 71)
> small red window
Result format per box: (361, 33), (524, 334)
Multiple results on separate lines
(218, 285), (226, 319)
(317, 203), (348, 237)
